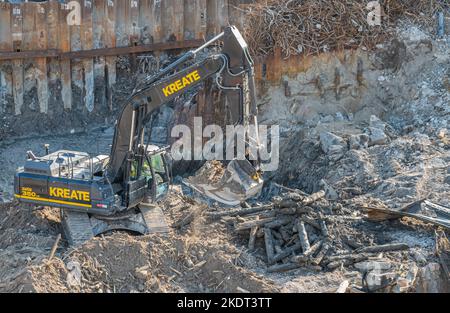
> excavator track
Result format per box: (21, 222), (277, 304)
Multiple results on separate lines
(139, 204), (169, 234)
(60, 206), (169, 246)
(61, 209), (95, 247)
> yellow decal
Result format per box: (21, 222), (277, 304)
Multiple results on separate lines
(162, 70), (201, 97)
(15, 194), (91, 208)
(21, 187), (38, 198)
(49, 187), (90, 202)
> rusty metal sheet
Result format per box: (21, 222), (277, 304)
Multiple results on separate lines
(35, 1), (49, 114)
(0, 2), (13, 114)
(162, 0), (184, 42)
(20, 0), (50, 118)
(115, 0), (130, 47)
(151, 0), (162, 43)
(59, 0), (72, 109)
(0, 2), (12, 51)
(105, 0), (117, 111)
(139, 0), (162, 48)
(207, 0), (229, 38)
(47, 0), (60, 85)
(130, 0), (140, 45)
(129, 0), (141, 71)
(93, 0), (106, 110)
(10, 2), (24, 115)
(69, 0), (83, 101)
(47, 1), (59, 50)
(184, 0), (207, 40)
(82, 0), (95, 112)
(228, 0), (245, 30)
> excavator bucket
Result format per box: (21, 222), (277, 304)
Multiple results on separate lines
(182, 159), (263, 206)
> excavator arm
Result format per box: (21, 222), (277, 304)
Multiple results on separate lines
(107, 26), (261, 203)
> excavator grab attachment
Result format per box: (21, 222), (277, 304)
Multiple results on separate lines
(183, 159), (263, 206)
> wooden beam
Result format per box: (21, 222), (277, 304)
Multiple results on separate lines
(0, 40), (203, 60)
(61, 40), (202, 58)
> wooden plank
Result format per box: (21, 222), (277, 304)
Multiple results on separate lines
(93, 0), (107, 110)
(105, 0), (117, 111)
(184, 0), (207, 40)
(10, 2), (23, 115)
(162, 0), (184, 42)
(81, 0), (94, 112)
(59, 0), (72, 109)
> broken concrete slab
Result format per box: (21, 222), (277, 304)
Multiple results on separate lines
(320, 131), (347, 154)
(349, 134), (369, 150)
(368, 127), (389, 146)
(370, 115), (387, 131)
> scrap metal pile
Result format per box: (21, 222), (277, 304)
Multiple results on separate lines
(243, 0), (447, 57)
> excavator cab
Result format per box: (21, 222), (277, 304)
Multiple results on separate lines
(128, 145), (171, 207)
(142, 146), (171, 201)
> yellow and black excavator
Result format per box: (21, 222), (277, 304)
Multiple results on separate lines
(13, 26), (263, 245)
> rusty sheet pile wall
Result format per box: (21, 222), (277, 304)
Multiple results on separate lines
(0, 0), (247, 117)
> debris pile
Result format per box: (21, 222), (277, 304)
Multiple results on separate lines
(243, 0), (447, 57)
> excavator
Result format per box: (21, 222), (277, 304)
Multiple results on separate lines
(13, 26), (264, 246)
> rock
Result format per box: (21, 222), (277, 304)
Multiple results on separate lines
(320, 131), (346, 154)
(365, 272), (397, 292)
(368, 127), (388, 146)
(349, 134), (369, 150)
(392, 263), (418, 293)
(134, 265), (150, 280)
(438, 128), (448, 140)
(444, 176), (450, 185)
(327, 145), (346, 162)
(354, 260), (392, 273)
(347, 113), (354, 121)
(321, 115), (334, 123)
(369, 115), (386, 131)
(319, 179), (339, 200)
(66, 260), (82, 287)
(416, 263), (446, 293)
(402, 124), (415, 134)
(411, 251), (427, 265)
(335, 112), (345, 121)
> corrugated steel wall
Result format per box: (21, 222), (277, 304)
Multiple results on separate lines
(0, 0), (247, 116)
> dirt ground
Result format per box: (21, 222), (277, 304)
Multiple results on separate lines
(0, 22), (449, 293)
